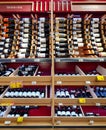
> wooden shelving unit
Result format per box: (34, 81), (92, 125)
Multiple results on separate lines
(0, 0), (106, 129)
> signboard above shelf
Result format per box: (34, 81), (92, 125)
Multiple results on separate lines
(71, 1), (106, 11)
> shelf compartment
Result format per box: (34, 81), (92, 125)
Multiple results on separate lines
(55, 86), (94, 98)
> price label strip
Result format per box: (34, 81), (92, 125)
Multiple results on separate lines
(79, 98), (86, 104)
(96, 75), (104, 81)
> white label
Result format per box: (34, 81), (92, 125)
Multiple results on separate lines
(11, 59), (16, 62)
(85, 81), (91, 85)
(99, 58), (104, 62)
(57, 81), (62, 84)
(32, 81), (37, 85)
(78, 38), (83, 42)
(4, 121), (11, 125)
(96, 103), (101, 106)
(34, 59), (40, 62)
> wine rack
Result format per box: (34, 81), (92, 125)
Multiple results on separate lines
(0, 0), (106, 129)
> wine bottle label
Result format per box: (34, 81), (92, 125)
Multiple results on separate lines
(73, 31), (77, 35)
(23, 34), (29, 38)
(96, 38), (101, 42)
(55, 33), (66, 37)
(20, 43), (28, 48)
(79, 113), (83, 117)
(55, 37), (67, 42)
(92, 29), (99, 32)
(78, 43), (84, 47)
(74, 51), (79, 55)
(15, 114), (20, 117)
(23, 29), (29, 33)
(22, 38), (29, 42)
(73, 18), (82, 21)
(55, 17), (66, 21)
(5, 43), (9, 48)
(39, 18), (46, 22)
(92, 18), (99, 21)
(38, 33), (45, 37)
(37, 53), (46, 57)
(78, 38), (83, 42)
(92, 24), (99, 28)
(93, 34), (100, 37)
(18, 53), (26, 58)
(19, 49), (27, 53)
(23, 24), (30, 28)
(39, 23), (45, 28)
(22, 18), (30, 22)
(40, 38), (46, 42)
(97, 47), (104, 52)
(40, 44), (47, 47)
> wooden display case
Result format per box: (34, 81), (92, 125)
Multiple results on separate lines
(0, 0), (106, 129)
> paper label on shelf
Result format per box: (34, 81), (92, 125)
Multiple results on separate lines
(32, 81), (37, 85)
(16, 82), (22, 88)
(0, 103), (14, 106)
(57, 81), (62, 85)
(10, 82), (17, 88)
(96, 75), (104, 81)
(79, 98), (86, 104)
(85, 81), (91, 85)
(17, 116), (23, 123)
(11, 59), (16, 62)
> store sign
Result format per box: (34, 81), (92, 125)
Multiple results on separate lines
(0, 2), (34, 12)
(71, 1), (106, 11)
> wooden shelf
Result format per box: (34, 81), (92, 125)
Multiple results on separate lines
(54, 76), (106, 86)
(0, 98), (51, 106)
(0, 117), (52, 126)
(0, 76), (52, 85)
(54, 117), (106, 126)
(54, 98), (106, 106)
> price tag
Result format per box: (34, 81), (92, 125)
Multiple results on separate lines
(79, 98), (86, 104)
(57, 81), (62, 85)
(99, 58), (104, 62)
(96, 103), (101, 106)
(32, 81), (36, 85)
(11, 59), (16, 62)
(85, 81), (91, 85)
(16, 82), (22, 88)
(0, 103), (14, 106)
(34, 59), (40, 62)
(79, 58), (83, 62)
(96, 75), (104, 81)
(17, 116), (23, 123)
(10, 82), (16, 88)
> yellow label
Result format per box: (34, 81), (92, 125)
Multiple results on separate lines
(79, 98), (86, 104)
(17, 116), (23, 123)
(16, 82), (22, 88)
(0, 103), (14, 106)
(10, 82), (16, 88)
(97, 75), (104, 81)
